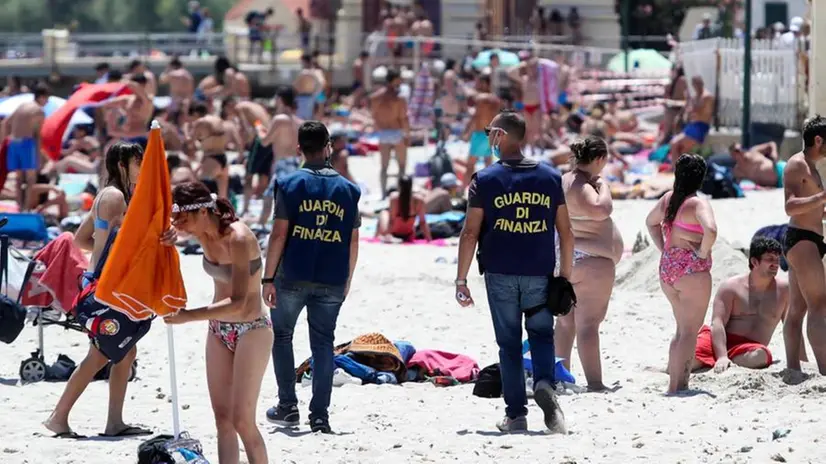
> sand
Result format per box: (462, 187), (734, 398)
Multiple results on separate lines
(2, 148), (825, 464)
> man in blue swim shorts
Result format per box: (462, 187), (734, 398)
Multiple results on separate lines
(1, 84), (49, 209)
(668, 75), (715, 163)
(294, 54), (325, 120)
(461, 74), (501, 183)
(370, 68), (410, 197)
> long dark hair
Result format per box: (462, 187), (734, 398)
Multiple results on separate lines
(104, 141), (144, 204)
(398, 175), (413, 219)
(665, 153), (707, 224)
(172, 181), (238, 234)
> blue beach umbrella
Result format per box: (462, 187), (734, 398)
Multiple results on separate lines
(0, 93), (67, 117)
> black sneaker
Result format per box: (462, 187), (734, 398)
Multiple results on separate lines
(266, 404), (299, 427)
(310, 417), (332, 434)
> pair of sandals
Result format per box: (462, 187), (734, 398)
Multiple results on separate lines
(53, 425), (152, 440)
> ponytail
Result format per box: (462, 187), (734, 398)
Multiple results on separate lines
(214, 197), (238, 234)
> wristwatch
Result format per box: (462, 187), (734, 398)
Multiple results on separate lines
(261, 277), (274, 285)
(454, 279), (467, 286)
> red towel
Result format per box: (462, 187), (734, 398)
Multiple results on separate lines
(22, 232), (89, 312)
(407, 349), (480, 383)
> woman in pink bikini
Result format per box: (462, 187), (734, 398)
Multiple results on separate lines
(165, 181), (271, 463)
(645, 154), (718, 394)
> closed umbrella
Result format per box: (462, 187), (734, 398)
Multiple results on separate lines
(472, 49), (521, 69)
(606, 49), (673, 73)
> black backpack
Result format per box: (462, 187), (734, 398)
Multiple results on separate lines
(701, 162), (743, 199)
(0, 235), (36, 344)
(428, 142), (454, 188)
(472, 363), (502, 398)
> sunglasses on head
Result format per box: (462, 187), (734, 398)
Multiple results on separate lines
(484, 126), (507, 137)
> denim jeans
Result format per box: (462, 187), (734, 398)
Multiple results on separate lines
(484, 272), (555, 419)
(271, 278), (345, 421)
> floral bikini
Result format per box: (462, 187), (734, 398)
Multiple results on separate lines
(659, 203), (712, 287)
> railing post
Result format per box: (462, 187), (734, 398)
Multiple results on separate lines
(272, 31), (278, 71)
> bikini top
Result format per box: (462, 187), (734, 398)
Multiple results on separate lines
(93, 187), (116, 230)
(663, 198), (704, 246)
(203, 256), (263, 283)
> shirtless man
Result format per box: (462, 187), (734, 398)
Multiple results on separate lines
(370, 68), (410, 197)
(0, 84), (49, 209)
(729, 142), (784, 188)
(159, 57), (194, 126)
(439, 59), (463, 125)
(668, 76), (714, 162)
(258, 88), (302, 226)
(781, 115), (826, 374)
(187, 102), (230, 198)
(507, 57), (542, 153)
(197, 57), (251, 105)
(293, 54), (325, 120)
(330, 132), (355, 183)
(222, 97), (272, 215)
(103, 76), (154, 149)
(126, 60), (157, 98)
(461, 74), (501, 184)
(692, 237), (792, 372)
(44, 126), (101, 176)
(351, 51), (369, 106)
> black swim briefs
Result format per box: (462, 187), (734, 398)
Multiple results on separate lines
(783, 226), (826, 258)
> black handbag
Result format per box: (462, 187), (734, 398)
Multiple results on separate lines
(524, 275), (577, 318)
(0, 235), (36, 344)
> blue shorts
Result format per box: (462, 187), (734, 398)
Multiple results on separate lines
(296, 94), (315, 120)
(74, 293), (152, 364)
(469, 130), (492, 158)
(376, 129), (404, 145)
(7, 138), (38, 171)
(263, 157), (301, 198)
(683, 121), (710, 144)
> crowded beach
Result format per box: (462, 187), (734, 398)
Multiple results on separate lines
(0, 4), (825, 464)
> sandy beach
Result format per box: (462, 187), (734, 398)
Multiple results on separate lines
(1, 147), (824, 464)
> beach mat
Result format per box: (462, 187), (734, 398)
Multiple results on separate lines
(361, 237), (450, 246)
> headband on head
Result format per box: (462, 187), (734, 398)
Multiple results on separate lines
(171, 193), (218, 214)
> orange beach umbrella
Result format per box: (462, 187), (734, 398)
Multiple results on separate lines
(96, 120), (187, 321)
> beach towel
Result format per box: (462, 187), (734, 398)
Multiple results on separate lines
(40, 83), (131, 160)
(408, 64), (435, 129)
(407, 349), (480, 383)
(95, 123), (187, 321)
(537, 59), (560, 114)
(22, 232), (88, 312)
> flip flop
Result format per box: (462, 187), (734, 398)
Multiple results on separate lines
(98, 426), (152, 438)
(53, 431), (87, 439)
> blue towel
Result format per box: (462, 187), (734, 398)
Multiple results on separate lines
(522, 340), (576, 384)
(0, 213), (49, 242)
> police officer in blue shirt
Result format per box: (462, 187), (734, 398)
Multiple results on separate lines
(455, 110), (574, 433)
(261, 121), (361, 434)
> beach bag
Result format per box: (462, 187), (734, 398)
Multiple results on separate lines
(138, 433), (209, 464)
(701, 163), (743, 199)
(472, 363), (502, 398)
(0, 235), (35, 344)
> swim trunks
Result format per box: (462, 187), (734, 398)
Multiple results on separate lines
(296, 94), (315, 120)
(263, 156), (301, 198)
(523, 104), (540, 116)
(774, 160), (786, 188)
(694, 325), (772, 368)
(7, 137), (38, 171)
(683, 121), (711, 144)
(468, 130), (491, 158)
(74, 289), (153, 364)
(376, 129), (404, 145)
(782, 226), (826, 258)
(245, 138), (274, 176)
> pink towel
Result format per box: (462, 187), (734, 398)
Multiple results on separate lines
(22, 232), (89, 312)
(538, 58), (560, 114)
(407, 349), (480, 383)
(361, 237), (449, 246)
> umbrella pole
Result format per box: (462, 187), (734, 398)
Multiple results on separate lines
(166, 324), (182, 438)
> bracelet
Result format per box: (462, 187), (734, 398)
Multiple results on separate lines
(261, 277), (274, 285)
(454, 279), (467, 286)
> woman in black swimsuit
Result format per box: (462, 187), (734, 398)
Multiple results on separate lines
(165, 181), (271, 464)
